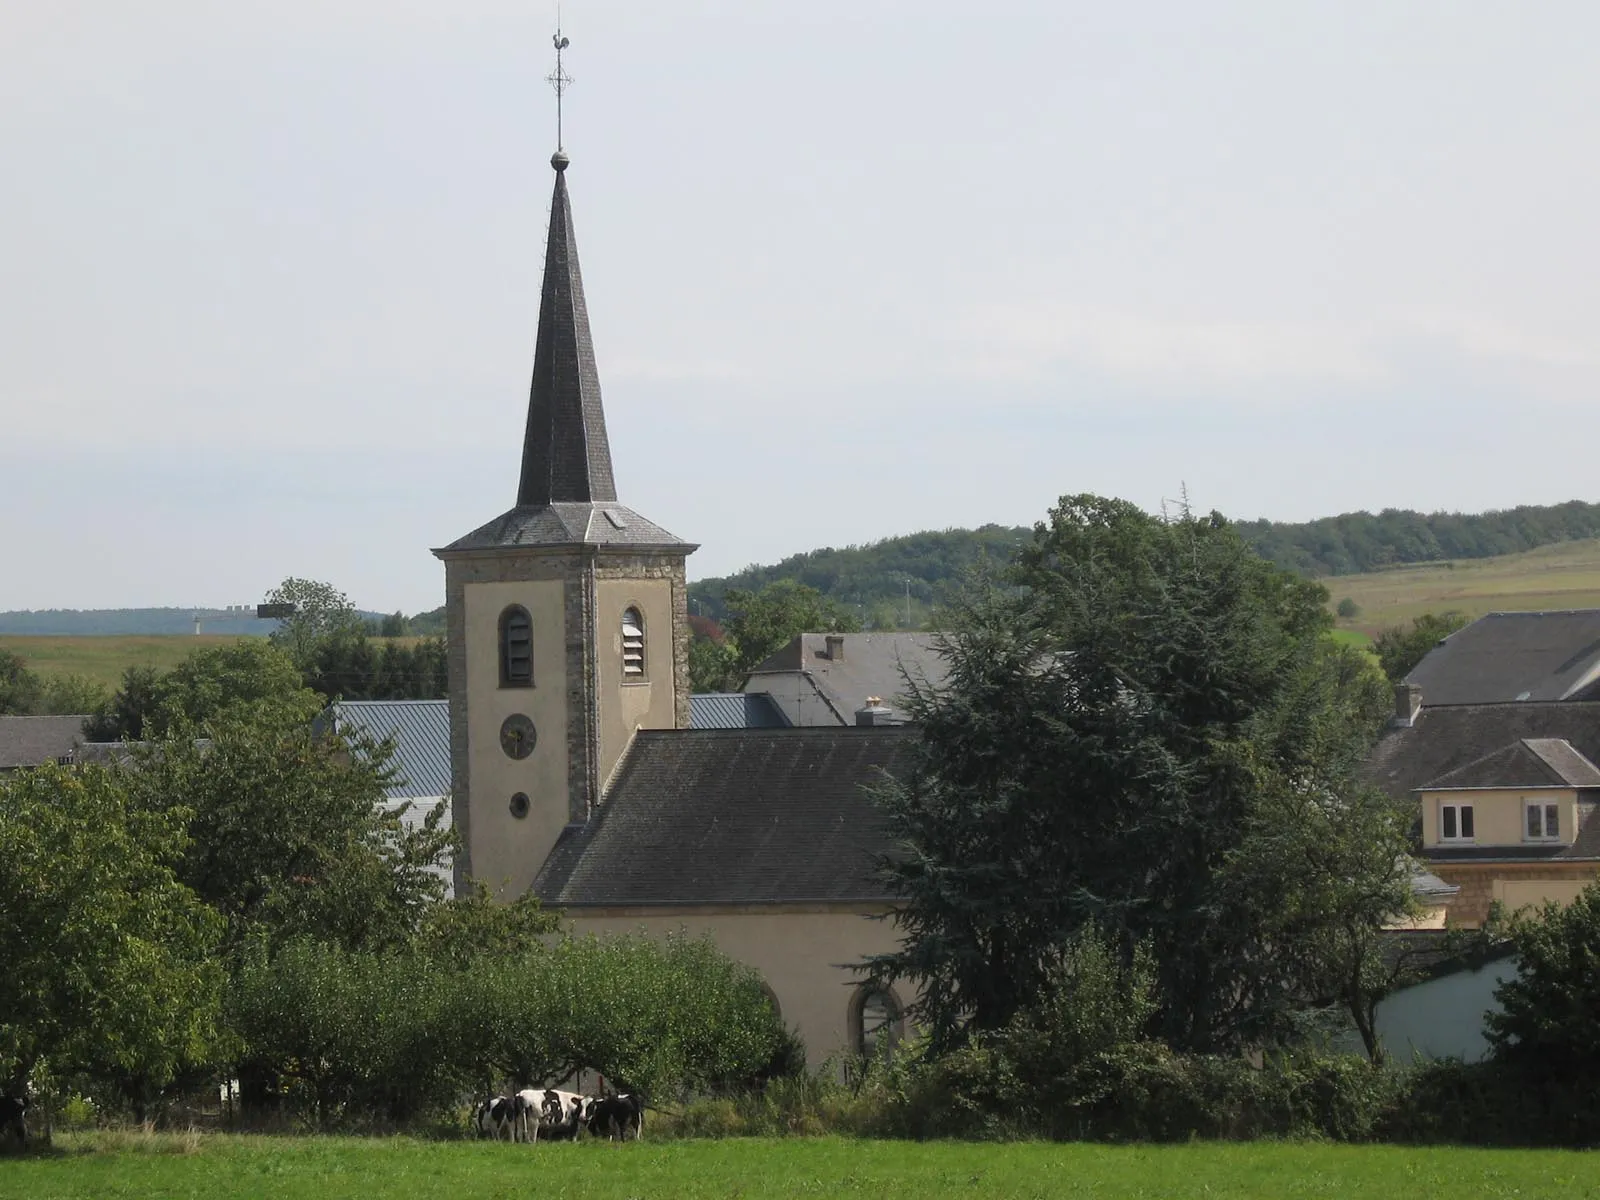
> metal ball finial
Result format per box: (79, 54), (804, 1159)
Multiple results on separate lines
(551, 149), (570, 172)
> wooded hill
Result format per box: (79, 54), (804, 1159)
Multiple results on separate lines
(9, 500), (1599, 635)
(685, 500), (1600, 625)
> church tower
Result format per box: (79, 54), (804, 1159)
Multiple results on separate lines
(433, 146), (696, 898)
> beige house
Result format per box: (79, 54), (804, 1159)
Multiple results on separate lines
(432, 147), (910, 1063)
(1369, 690), (1600, 927)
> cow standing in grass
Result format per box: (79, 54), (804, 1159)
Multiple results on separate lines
(586, 1093), (644, 1141)
(0, 1095), (26, 1148)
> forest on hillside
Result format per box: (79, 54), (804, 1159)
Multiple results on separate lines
(9, 500), (1599, 635)
(684, 500), (1600, 626)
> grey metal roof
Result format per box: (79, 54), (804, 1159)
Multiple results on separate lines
(744, 633), (949, 726)
(534, 727), (915, 907)
(1419, 738), (1600, 791)
(1407, 610), (1600, 706)
(328, 700), (451, 800)
(689, 693), (790, 729)
(438, 502), (695, 554)
(0, 715), (90, 770)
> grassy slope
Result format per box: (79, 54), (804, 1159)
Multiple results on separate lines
(1326, 538), (1600, 635)
(0, 635), (250, 690)
(4, 1135), (1599, 1200)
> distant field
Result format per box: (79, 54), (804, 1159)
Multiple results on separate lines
(1328, 538), (1600, 634)
(4, 1133), (1598, 1200)
(0, 635), (248, 689)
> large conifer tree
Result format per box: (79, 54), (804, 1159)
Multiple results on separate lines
(872, 495), (1411, 1053)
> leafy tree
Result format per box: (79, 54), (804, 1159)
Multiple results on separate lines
(0, 764), (225, 1108)
(870, 495), (1406, 1054)
(376, 612), (411, 638)
(88, 641), (313, 741)
(1372, 610), (1470, 683)
(0, 650), (41, 715)
(1335, 597), (1361, 620)
(265, 577), (365, 669)
(1486, 882), (1600, 1081)
(117, 697), (451, 955)
(722, 580), (862, 682)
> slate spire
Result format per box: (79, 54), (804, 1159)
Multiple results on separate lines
(516, 151), (618, 507)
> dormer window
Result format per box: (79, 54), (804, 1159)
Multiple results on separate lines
(622, 607), (646, 678)
(500, 606), (533, 687)
(1440, 802), (1475, 843)
(1525, 800), (1561, 842)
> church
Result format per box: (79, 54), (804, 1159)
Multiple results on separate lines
(432, 145), (914, 1063)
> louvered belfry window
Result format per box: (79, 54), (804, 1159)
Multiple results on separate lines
(500, 606), (533, 687)
(621, 607), (646, 678)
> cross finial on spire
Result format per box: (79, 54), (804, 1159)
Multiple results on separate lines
(548, 19), (572, 160)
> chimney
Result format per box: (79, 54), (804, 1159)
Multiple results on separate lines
(825, 634), (846, 662)
(1393, 683), (1422, 727)
(855, 697), (896, 727)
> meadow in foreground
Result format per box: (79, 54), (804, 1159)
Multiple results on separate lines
(2, 1134), (1599, 1200)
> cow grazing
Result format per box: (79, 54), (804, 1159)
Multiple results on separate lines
(0, 1095), (26, 1147)
(474, 1094), (530, 1142)
(535, 1089), (588, 1141)
(586, 1092), (644, 1141)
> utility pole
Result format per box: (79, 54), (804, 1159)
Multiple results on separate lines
(904, 579), (912, 629)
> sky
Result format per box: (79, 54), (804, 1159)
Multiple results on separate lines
(4, 1), (1599, 613)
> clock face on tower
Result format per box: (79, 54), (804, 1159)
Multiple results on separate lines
(499, 713), (537, 760)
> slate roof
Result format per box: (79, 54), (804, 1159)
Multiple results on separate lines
(534, 727), (916, 907)
(519, 157), (615, 508)
(689, 692), (790, 729)
(0, 715), (90, 770)
(1366, 701), (1600, 799)
(439, 502), (694, 553)
(744, 633), (949, 725)
(326, 700), (451, 800)
(1420, 738), (1600, 791)
(1406, 610), (1600, 705)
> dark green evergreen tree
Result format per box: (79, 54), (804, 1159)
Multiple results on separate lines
(871, 495), (1410, 1054)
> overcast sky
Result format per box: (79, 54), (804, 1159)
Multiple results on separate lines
(4, 2), (1598, 613)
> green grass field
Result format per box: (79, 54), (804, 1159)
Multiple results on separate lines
(2, 1134), (1598, 1200)
(1327, 538), (1600, 635)
(0, 635), (250, 690)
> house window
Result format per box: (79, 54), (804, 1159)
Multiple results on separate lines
(1440, 802), (1475, 843)
(1525, 800), (1561, 842)
(850, 985), (904, 1058)
(500, 606), (533, 687)
(621, 607), (646, 679)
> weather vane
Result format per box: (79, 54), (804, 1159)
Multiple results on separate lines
(547, 18), (572, 153)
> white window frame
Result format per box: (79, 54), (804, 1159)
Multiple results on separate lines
(1439, 801), (1475, 844)
(1523, 798), (1562, 843)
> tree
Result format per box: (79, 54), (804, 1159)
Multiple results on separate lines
(0, 650), (42, 715)
(0, 764), (225, 1110)
(1372, 610), (1470, 682)
(265, 577), (365, 670)
(722, 580), (862, 682)
(117, 697), (451, 955)
(1335, 597), (1361, 620)
(870, 495), (1407, 1053)
(1486, 882), (1600, 1080)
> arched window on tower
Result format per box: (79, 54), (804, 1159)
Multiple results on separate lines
(500, 605), (533, 687)
(621, 607), (646, 679)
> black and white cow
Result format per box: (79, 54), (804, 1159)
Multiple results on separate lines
(586, 1092), (644, 1141)
(533, 1089), (588, 1141)
(0, 1095), (26, 1147)
(474, 1093), (531, 1142)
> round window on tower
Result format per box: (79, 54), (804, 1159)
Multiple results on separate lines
(509, 792), (530, 819)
